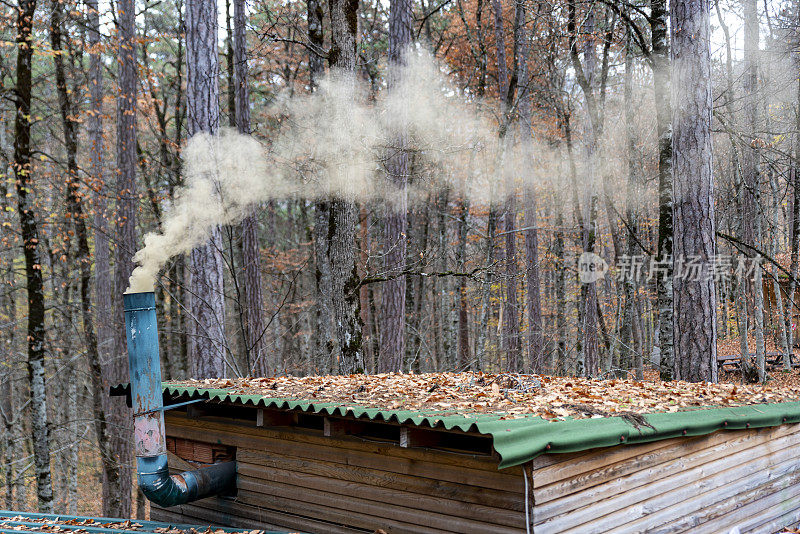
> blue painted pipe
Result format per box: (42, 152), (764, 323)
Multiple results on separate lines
(124, 291), (236, 507)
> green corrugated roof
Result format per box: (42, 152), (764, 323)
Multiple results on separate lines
(0, 510), (295, 533)
(116, 384), (800, 469)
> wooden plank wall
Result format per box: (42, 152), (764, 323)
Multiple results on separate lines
(532, 422), (800, 534)
(151, 409), (800, 534)
(151, 410), (528, 534)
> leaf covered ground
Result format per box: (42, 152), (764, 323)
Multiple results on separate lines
(176, 371), (800, 422)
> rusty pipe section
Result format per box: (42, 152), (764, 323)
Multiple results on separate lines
(124, 291), (236, 507)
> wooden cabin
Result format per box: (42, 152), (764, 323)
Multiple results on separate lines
(114, 384), (800, 534)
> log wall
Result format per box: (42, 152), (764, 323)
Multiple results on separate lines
(152, 408), (800, 534)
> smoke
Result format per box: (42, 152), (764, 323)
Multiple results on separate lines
(126, 50), (544, 293)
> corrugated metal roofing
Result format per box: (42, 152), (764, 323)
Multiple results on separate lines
(112, 384), (800, 469)
(0, 510), (294, 533)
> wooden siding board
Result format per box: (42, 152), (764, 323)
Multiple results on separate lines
(153, 499), (369, 534)
(238, 476), (522, 534)
(745, 505), (800, 534)
(166, 411), (506, 473)
(164, 414), (523, 493)
(534, 424), (800, 533)
(535, 424), (796, 504)
(534, 428), (800, 531)
(237, 461), (524, 527)
(158, 408), (800, 534)
(235, 488), (466, 534)
(574, 444), (800, 533)
(689, 480), (800, 534)
(237, 448), (524, 512)
(532, 435), (687, 482)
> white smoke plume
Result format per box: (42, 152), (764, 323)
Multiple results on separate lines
(126, 51), (543, 293)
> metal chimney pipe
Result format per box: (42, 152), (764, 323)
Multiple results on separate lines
(124, 291), (236, 507)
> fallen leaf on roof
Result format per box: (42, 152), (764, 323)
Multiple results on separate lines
(171, 372), (800, 421)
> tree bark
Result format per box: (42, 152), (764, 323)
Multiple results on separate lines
(455, 200), (471, 369)
(379, 0), (412, 372)
(110, 0), (138, 515)
(786, 78), (800, 369)
(307, 0), (324, 90)
(233, 0), (268, 376)
(307, 0), (335, 372)
(743, 0), (766, 382)
(14, 0), (54, 513)
(621, 29), (641, 376)
(652, 0), (674, 380)
(327, 0), (363, 373)
(515, 0), (542, 373)
(671, 0), (717, 382)
(186, 0), (227, 378)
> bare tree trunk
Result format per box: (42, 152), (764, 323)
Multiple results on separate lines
(491, 0), (522, 372)
(652, 0), (674, 380)
(475, 208), (497, 367)
(88, 0), (113, 385)
(743, 0), (765, 382)
(456, 199), (471, 369)
(553, 191), (566, 374)
(379, 0), (412, 372)
(621, 30), (640, 376)
(186, 0), (227, 378)
(515, 0), (542, 373)
(716, 1), (752, 380)
(111, 0), (138, 515)
(313, 202), (336, 370)
(306, 4), (334, 371)
(328, 0), (363, 373)
(53, 0), (120, 515)
(671, 0), (717, 382)
(14, 0), (53, 512)
(786, 92), (800, 369)
(329, 201), (363, 373)
(308, 0), (324, 90)
(232, 0), (268, 376)
(754, 259), (766, 381)
(768, 149), (789, 368)
(0, 116), (15, 510)
(567, 0), (600, 377)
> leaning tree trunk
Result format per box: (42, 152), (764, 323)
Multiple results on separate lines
(186, 0), (227, 378)
(651, 0), (674, 380)
(671, 0), (717, 382)
(379, 0), (412, 372)
(233, 0), (268, 376)
(328, 0), (363, 374)
(14, 0), (53, 513)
